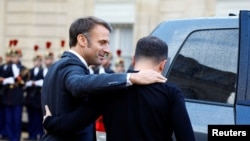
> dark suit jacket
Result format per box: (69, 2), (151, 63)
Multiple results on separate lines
(41, 51), (128, 141)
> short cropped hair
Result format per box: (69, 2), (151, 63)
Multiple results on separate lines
(134, 36), (168, 63)
(69, 16), (112, 47)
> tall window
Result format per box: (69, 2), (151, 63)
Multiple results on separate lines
(110, 24), (133, 71)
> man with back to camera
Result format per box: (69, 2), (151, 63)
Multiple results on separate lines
(40, 16), (167, 141)
(43, 36), (195, 141)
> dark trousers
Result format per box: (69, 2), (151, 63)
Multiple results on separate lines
(4, 105), (22, 141)
(26, 105), (44, 139)
(0, 103), (7, 137)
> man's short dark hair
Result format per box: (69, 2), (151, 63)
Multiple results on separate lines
(134, 36), (168, 63)
(69, 16), (112, 47)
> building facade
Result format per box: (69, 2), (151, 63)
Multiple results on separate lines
(0, 0), (248, 69)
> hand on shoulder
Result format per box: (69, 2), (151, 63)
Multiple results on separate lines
(129, 70), (167, 85)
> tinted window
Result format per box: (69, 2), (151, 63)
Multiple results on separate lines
(168, 29), (238, 104)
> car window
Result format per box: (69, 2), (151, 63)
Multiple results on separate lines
(168, 29), (238, 104)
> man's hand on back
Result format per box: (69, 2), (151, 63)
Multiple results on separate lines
(43, 105), (52, 124)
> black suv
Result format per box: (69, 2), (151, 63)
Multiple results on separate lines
(150, 10), (250, 141)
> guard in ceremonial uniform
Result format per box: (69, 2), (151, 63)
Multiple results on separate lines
(43, 41), (54, 78)
(0, 40), (13, 140)
(24, 45), (44, 141)
(1, 39), (29, 141)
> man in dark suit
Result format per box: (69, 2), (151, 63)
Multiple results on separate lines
(42, 36), (195, 141)
(40, 17), (166, 141)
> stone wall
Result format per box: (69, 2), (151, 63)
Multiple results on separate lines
(1, 0), (248, 67)
(216, 0), (250, 16)
(0, 0), (93, 68)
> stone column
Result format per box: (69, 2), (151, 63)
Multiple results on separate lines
(0, 0), (6, 58)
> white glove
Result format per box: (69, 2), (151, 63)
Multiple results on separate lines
(3, 77), (15, 85)
(34, 79), (43, 87)
(12, 64), (20, 78)
(25, 80), (33, 87)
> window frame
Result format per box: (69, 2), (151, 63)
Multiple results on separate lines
(167, 28), (239, 106)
